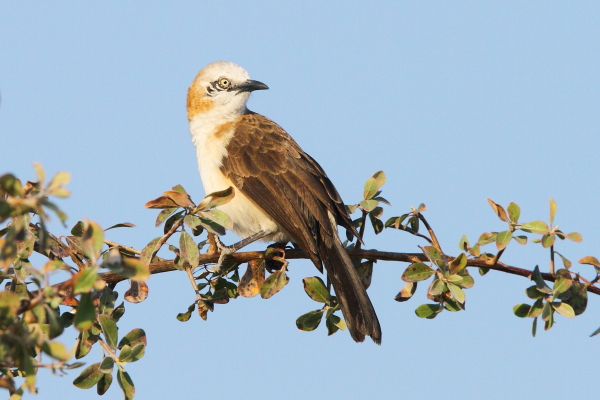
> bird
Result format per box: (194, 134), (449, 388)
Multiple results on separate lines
(186, 61), (381, 344)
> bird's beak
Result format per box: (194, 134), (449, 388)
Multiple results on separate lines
(234, 80), (269, 93)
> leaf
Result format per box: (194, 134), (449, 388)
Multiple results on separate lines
(260, 270), (289, 299)
(401, 263), (434, 282)
(553, 270), (572, 295)
(415, 304), (441, 318)
(302, 277), (329, 303)
(525, 285), (544, 300)
(541, 234), (555, 248)
(458, 234), (469, 251)
(82, 220), (104, 263)
(541, 300), (552, 321)
(532, 317), (538, 337)
(507, 202), (520, 223)
(477, 232), (497, 246)
(155, 207), (178, 228)
(41, 341), (70, 362)
(527, 299), (544, 318)
(118, 328), (147, 349)
(530, 265), (552, 294)
(73, 267), (99, 295)
(117, 370), (135, 400)
(563, 280), (588, 316)
(549, 197), (557, 226)
(202, 209), (233, 230)
(395, 282), (417, 302)
(555, 252), (572, 269)
(487, 199), (509, 222)
(71, 221), (85, 237)
(513, 304), (531, 318)
(495, 230), (512, 251)
(359, 199), (378, 212)
(144, 195), (178, 209)
(363, 171), (386, 200)
(0, 173), (24, 196)
(566, 232), (582, 243)
(99, 357), (114, 374)
(238, 259), (265, 298)
(356, 260), (374, 290)
(448, 283), (465, 304)
(552, 302), (575, 318)
(520, 221), (549, 235)
(105, 222), (136, 231)
(163, 190), (195, 208)
(578, 256), (600, 274)
(513, 235), (527, 245)
(177, 304), (195, 322)
(421, 246), (442, 265)
(73, 362), (103, 389)
(124, 281), (149, 303)
(75, 331), (98, 359)
(296, 310), (324, 331)
(98, 315), (118, 349)
(33, 162), (46, 186)
(179, 231), (200, 268)
(74, 293), (95, 331)
(196, 187), (235, 210)
(590, 326), (600, 337)
(97, 373), (112, 396)
(369, 213), (384, 235)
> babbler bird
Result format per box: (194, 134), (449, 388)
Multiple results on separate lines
(187, 61), (381, 344)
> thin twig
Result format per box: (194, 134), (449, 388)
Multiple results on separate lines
(104, 240), (141, 255)
(417, 213), (442, 253)
(354, 210), (368, 252)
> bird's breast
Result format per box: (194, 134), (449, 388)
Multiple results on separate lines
(189, 115), (289, 243)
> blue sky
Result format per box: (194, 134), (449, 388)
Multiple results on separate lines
(1, 2), (599, 399)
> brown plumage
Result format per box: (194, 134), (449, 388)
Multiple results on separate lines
(221, 112), (382, 344)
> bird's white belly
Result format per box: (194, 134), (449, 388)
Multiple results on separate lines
(190, 116), (289, 243)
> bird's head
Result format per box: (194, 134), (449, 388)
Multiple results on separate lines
(187, 61), (268, 120)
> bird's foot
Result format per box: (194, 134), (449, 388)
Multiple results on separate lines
(208, 231), (269, 273)
(265, 243), (289, 272)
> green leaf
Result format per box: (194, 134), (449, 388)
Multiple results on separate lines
(98, 315), (118, 349)
(139, 237), (161, 267)
(202, 209), (233, 230)
(415, 304), (441, 318)
(532, 317), (538, 337)
(41, 341), (70, 362)
(513, 303), (531, 318)
(525, 285), (544, 300)
(563, 281), (587, 316)
(99, 357), (114, 373)
(82, 220), (104, 263)
(112, 302), (125, 322)
(179, 231), (200, 268)
(325, 314), (346, 335)
(530, 265), (552, 294)
(477, 232), (497, 246)
(401, 263), (434, 282)
(75, 331), (98, 359)
(73, 267), (99, 295)
(359, 199), (378, 212)
(363, 171), (386, 200)
(590, 326), (600, 337)
(117, 370), (135, 400)
(553, 270), (572, 295)
(448, 283), (465, 304)
(0, 173), (24, 196)
(197, 187), (235, 210)
(296, 310), (324, 331)
(428, 278), (446, 296)
(578, 256), (600, 274)
(177, 304), (194, 322)
(369, 213), (384, 235)
(527, 299), (544, 318)
(105, 222), (136, 231)
(513, 235), (527, 245)
(566, 232), (582, 243)
(394, 282), (417, 302)
(260, 270), (289, 299)
(541, 234), (555, 248)
(449, 253), (467, 275)
(496, 230), (512, 251)
(507, 202), (520, 223)
(421, 246), (442, 265)
(156, 207), (178, 228)
(74, 293), (95, 331)
(356, 260), (374, 290)
(73, 362), (103, 389)
(458, 234), (469, 251)
(549, 197), (557, 227)
(541, 300), (552, 321)
(118, 328), (147, 349)
(444, 298), (462, 312)
(119, 345), (133, 363)
(552, 302), (575, 318)
(97, 373), (113, 396)
(302, 277), (329, 303)
(556, 252), (572, 269)
(520, 221), (549, 235)
(71, 221), (85, 237)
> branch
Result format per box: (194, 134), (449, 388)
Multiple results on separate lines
(91, 249), (600, 296)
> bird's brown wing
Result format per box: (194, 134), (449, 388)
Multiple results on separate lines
(221, 112), (381, 344)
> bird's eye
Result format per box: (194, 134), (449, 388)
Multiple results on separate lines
(218, 78), (231, 89)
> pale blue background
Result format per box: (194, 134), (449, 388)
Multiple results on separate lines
(1, 2), (599, 399)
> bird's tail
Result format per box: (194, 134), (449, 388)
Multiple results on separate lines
(319, 236), (382, 345)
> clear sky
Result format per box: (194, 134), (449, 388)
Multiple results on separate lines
(1, 2), (599, 399)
